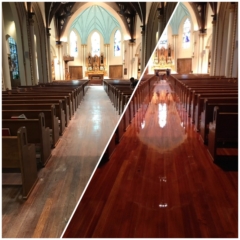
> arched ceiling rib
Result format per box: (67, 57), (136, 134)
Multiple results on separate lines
(170, 3), (192, 35)
(71, 5), (121, 44)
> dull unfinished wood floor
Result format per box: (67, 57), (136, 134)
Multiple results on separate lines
(2, 86), (120, 238)
(63, 81), (238, 238)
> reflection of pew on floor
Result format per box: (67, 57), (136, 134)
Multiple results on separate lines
(101, 75), (157, 164)
(2, 126), (38, 199)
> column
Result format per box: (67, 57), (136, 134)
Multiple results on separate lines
(210, 14), (217, 75)
(46, 28), (52, 82)
(56, 41), (63, 80)
(140, 25), (145, 73)
(157, 6), (164, 40)
(225, 4), (235, 77)
(204, 46), (210, 73)
(82, 44), (87, 77)
(28, 13), (38, 85)
(2, 17), (11, 90)
(129, 40), (136, 78)
(172, 34), (178, 72)
(198, 31), (207, 73)
(104, 44), (110, 75)
(192, 30), (198, 73)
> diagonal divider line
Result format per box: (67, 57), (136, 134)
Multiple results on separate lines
(60, 2), (180, 237)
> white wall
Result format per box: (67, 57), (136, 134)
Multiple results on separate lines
(123, 15), (142, 79)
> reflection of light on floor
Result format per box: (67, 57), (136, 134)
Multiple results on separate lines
(159, 203), (168, 208)
(141, 120), (145, 129)
(158, 103), (167, 128)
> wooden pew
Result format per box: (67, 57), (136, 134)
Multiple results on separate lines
(2, 105), (60, 147)
(2, 113), (52, 166)
(200, 99), (238, 144)
(208, 107), (238, 162)
(195, 96), (238, 132)
(2, 126), (38, 199)
(2, 103), (65, 136)
(188, 89), (237, 117)
(186, 88), (237, 115)
(190, 92), (238, 123)
(2, 98), (69, 127)
(3, 90), (75, 117)
(24, 88), (78, 113)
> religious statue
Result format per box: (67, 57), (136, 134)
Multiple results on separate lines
(160, 47), (165, 56)
(168, 45), (171, 57)
(88, 55), (91, 64)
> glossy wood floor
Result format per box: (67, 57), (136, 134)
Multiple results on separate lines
(63, 80), (238, 238)
(2, 86), (120, 238)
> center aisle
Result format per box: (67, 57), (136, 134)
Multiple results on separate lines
(2, 85), (120, 238)
(62, 81), (237, 238)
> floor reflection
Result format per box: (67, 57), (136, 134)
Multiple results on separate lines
(138, 80), (187, 152)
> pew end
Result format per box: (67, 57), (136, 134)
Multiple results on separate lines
(208, 107), (238, 162)
(2, 127), (38, 199)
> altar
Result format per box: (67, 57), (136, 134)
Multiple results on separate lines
(85, 53), (107, 84)
(151, 46), (174, 74)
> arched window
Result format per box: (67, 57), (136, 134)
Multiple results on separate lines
(183, 18), (191, 49)
(91, 32), (100, 56)
(70, 31), (78, 57)
(114, 30), (121, 56)
(8, 36), (19, 79)
(158, 29), (168, 49)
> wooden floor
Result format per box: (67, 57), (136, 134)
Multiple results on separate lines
(63, 80), (238, 238)
(2, 86), (120, 238)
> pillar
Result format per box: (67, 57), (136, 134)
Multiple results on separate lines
(46, 28), (52, 82)
(140, 25), (146, 73)
(104, 44), (110, 75)
(28, 13), (38, 85)
(172, 34), (178, 72)
(2, 16), (11, 90)
(157, 6), (164, 40)
(56, 41), (63, 80)
(225, 4), (235, 77)
(198, 31), (207, 73)
(129, 40), (136, 78)
(210, 14), (217, 75)
(82, 44), (87, 77)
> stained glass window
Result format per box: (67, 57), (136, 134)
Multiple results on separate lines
(70, 31), (78, 57)
(114, 30), (121, 56)
(183, 18), (191, 49)
(91, 32), (100, 56)
(8, 36), (19, 79)
(158, 29), (167, 49)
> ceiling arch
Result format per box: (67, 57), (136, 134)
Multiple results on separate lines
(170, 3), (192, 35)
(70, 5), (121, 44)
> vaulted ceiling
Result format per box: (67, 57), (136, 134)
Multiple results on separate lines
(70, 5), (121, 44)
(170, 3), (192, 35)
(43, 2), (219, 41)
(45, 2), (147, 42)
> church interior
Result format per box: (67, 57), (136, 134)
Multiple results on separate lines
(1, 1), (238, 238)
